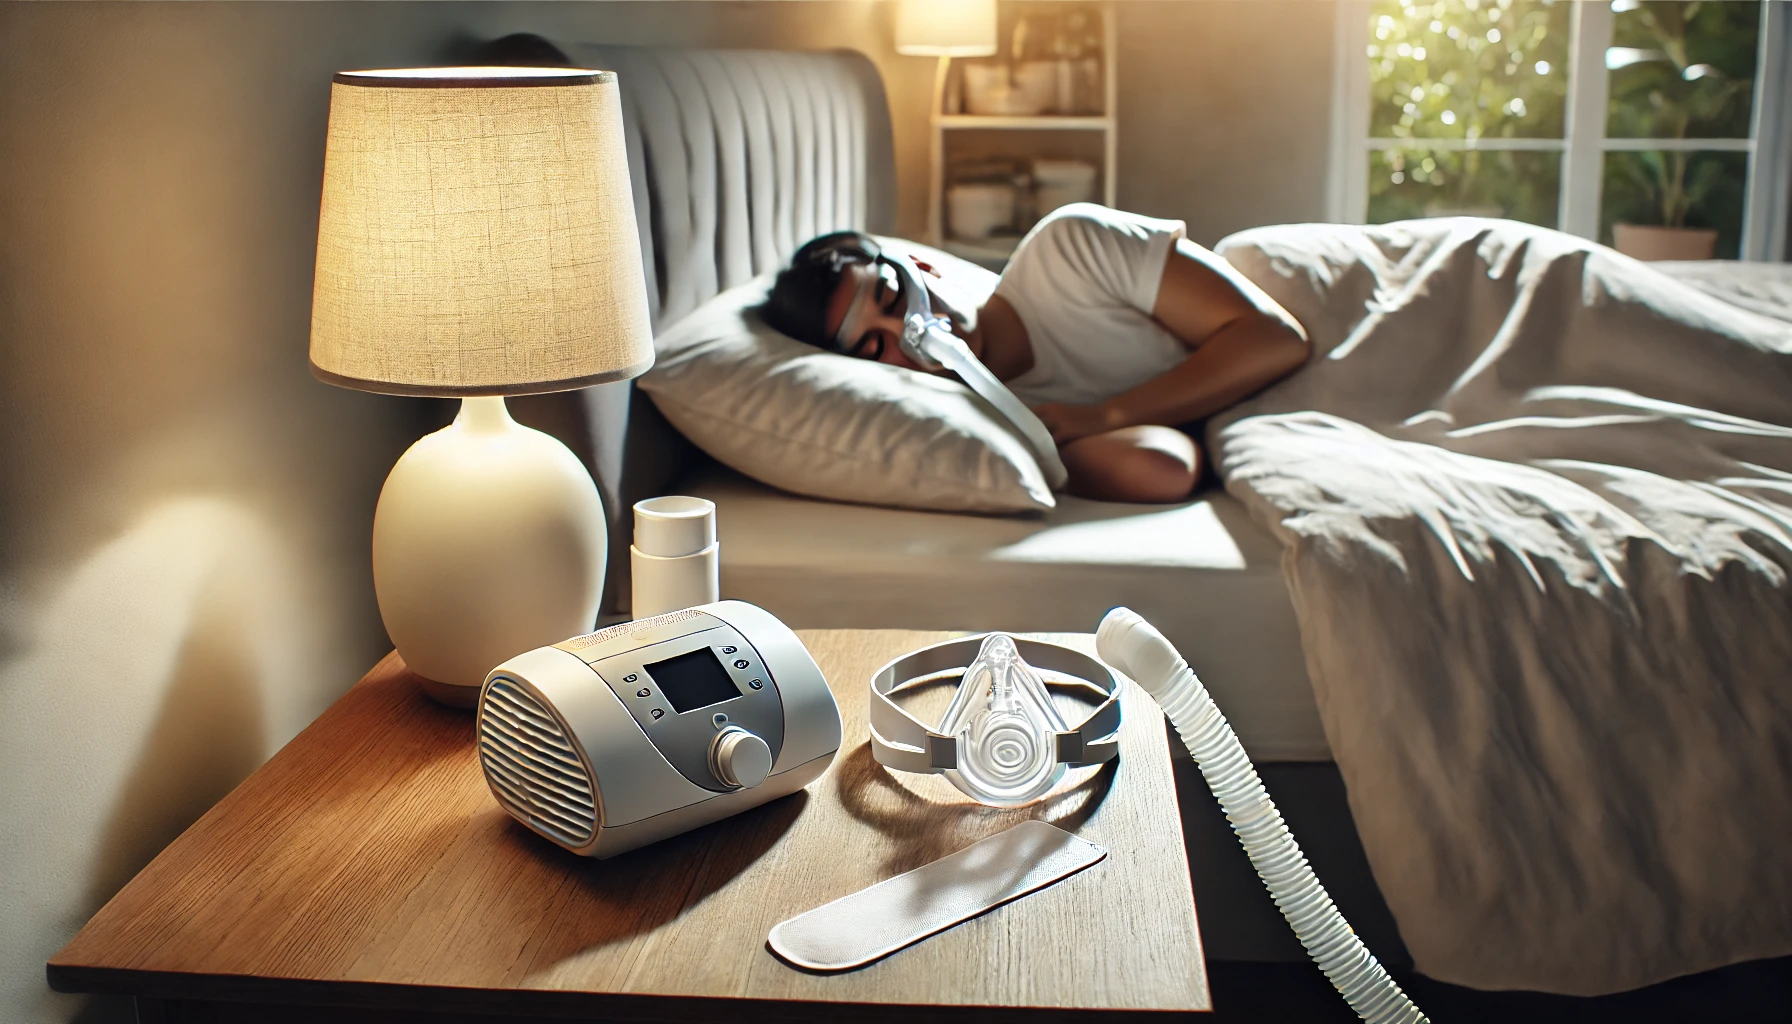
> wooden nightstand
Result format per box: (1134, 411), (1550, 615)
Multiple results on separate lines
(49, 629), (1208, 1021)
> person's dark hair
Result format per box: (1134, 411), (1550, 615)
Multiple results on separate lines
(760, 231), (882, 349)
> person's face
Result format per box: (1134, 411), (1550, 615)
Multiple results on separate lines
(822, 258), (921, 369)
(822, 257), (956, 372)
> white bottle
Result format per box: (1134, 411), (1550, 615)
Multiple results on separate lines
(630, 496), (720, 618)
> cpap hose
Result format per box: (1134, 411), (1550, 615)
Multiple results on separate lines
(908, 320), (1070, 491)
(1096, 607), (1427, 1024)
(885, 255), (1070, 490)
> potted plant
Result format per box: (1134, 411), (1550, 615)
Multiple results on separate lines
(1605, 1), (1754, 261)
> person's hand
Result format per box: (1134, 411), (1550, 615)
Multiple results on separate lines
(1030, 402), (1118, 445)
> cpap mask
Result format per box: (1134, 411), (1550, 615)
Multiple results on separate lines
(834, 249), (1069, 491)
(869, 633), (1119, 807)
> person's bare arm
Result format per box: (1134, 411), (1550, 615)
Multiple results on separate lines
(1033, 242), (1310, 442)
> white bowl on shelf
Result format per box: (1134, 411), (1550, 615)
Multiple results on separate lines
(1032, 159), (1098, 216)
(947, 182), (1017, 240)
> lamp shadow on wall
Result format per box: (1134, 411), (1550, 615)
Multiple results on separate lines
(81, 582), (268, 909)
(1, 495), (322, 1024)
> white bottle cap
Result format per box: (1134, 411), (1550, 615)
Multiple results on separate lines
(633, 495), (716, 557)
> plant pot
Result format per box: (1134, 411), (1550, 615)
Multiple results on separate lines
(1613, 223), (1718, 262)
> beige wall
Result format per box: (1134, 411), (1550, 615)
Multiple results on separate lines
(1115, 1), (1334, 246)
(0, 3), (1332, 1021)
(0, 5), (911, 1022)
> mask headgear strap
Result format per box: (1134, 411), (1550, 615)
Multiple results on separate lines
(868, 635), (1122, 774)
(831, 260), (885, 353)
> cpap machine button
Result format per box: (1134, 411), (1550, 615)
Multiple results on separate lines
(710, 726), (772, 789)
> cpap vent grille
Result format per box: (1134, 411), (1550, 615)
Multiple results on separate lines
(479, 678), (598, 846)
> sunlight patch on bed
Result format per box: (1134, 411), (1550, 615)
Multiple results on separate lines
(991, 502), (1247, 569)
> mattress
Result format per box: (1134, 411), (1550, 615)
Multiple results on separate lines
(679, 463), (1330, 761)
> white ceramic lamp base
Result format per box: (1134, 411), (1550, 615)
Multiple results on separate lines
(373, 396), (606, 707)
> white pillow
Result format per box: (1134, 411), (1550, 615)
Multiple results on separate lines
(637, 245), (1054, 514)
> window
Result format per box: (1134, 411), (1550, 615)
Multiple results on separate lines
(1327, 0), (1790, 260)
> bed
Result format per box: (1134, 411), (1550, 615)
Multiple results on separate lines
(489, 35), (1792, 990)
(678, 257), (1792, 773)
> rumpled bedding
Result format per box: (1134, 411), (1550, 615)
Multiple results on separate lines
(1654, 258), (1792, 325)
(1208, 219), (1792, 995)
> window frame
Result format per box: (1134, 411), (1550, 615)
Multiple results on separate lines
(1327, 0), (1790, 261)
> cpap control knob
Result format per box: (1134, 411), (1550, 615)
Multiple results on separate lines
(709, 725), (772, 789)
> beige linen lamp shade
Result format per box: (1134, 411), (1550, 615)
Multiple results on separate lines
(895, 0), (999, 57)
(310, 67), (653, 396)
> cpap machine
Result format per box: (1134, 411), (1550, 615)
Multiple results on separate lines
(475, 601), (841, 859)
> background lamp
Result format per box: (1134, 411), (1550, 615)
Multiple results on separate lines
(895, 0), (999, 58)
(310, 66), (653, 707)
(895, 0), (998, 238)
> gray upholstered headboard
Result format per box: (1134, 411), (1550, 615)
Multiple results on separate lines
(490, 41), (897, 611)
(571, 45), (896, 328)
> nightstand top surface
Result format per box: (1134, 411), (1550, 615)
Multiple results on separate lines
(50, 629), (1206, 1020)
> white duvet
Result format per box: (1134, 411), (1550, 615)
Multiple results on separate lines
(1209, 219), (1792, 995)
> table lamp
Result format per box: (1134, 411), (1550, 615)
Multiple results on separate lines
(310, 67), (653, 707)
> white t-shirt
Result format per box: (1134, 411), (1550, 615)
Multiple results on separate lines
(994, 204), (1190, 407)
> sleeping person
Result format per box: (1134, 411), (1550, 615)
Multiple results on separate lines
(758, 204), (1310, 504)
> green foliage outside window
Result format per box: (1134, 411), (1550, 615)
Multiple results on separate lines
(1368, 0), (1569, 139)
(1365, 0), (1760, 255)
(1367, 0), (1569, 225)
(1606, 0), (1758, 142)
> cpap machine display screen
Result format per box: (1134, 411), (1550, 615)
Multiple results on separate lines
(647, 647), (741, 714)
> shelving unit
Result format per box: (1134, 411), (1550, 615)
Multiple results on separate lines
(925, 1), (1118, 269)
